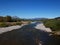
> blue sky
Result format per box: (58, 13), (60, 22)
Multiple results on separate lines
(0, 0), (60, 18)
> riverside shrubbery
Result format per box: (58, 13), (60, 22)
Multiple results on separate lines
(0, 15), (31, 27)
(0, 16), (23, 27)
(42, 19), (60, 31)
(0, 22), (22, 27)
(0, 22), (8, 27)
(16, 22), (22, 25)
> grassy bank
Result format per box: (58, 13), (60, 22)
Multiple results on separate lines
(0, 22), (22, 27)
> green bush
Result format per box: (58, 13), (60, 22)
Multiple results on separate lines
(28, 21), (31, 24)
(43, 19), (60, 31)
(0, 22), (8, 27)
(16, 22), (22, 25)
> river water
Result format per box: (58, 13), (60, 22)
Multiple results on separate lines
(0, 22), (58, 45)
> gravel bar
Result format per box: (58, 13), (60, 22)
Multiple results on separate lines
(0, 24), (25, 34)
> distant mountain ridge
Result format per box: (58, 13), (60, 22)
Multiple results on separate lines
(28, 18), (48, 21)
(55, 17), (60, 20)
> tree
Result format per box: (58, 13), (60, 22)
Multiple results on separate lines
(12, 16), (21, 22)
(4, 15), (12, 22)
(0, 16), (3, 22)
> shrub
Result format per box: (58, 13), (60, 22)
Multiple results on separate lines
(27, 21), (31, 24)
(43, 19), (60, 31)
(16, 22), (22, 25)
(0, 22), (8, 27)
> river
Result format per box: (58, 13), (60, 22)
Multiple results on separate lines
(0, 22), (56, 45)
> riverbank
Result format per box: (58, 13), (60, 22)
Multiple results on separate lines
(0, 24), (25, 34)
(35, 23), (52, 32)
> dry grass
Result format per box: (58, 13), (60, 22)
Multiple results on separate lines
(0, 22), (22, 27)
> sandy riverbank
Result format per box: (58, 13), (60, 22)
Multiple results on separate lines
(0, 24), (25, 34)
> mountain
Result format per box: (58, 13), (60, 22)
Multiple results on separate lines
(28, 18), (48, 21)
(55, 17), (60, 20)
